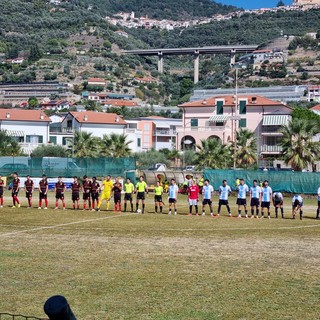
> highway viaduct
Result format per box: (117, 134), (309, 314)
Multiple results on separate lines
(124, 45), (258, 84)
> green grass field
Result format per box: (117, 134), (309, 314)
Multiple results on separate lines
(0, 191), (320, 320)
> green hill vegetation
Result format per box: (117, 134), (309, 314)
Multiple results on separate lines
(84, 0), (237, 20)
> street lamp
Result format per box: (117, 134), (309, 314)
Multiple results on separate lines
(182, 120), (192, 169)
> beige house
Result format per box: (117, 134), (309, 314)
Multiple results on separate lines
(177, 95), (292, 160)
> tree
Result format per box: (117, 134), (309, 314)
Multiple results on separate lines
(194, 138), (232, 169)
(30, 145), (67, 158)
(28, 96), (39, 108)
(0, 131), (22, 156)
(280, 119), (320, 171)
(134, 149), (169, 169)
(277, 0), (285, 7)
(29, 44), (42, 62)
(236, 128), (257, 168)
(68, 131), (101, 158)
(100, 133), (132, 158)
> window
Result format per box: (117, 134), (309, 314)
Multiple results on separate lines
(239, 119), (247, 128)
(137, 138), (141, 147)
(26, 135), (43, 143)
(239, 100), (246, 114)
(62, 137), (71, 146)
(49, 136), (57, 144)
(190, 119), (198, 127)
(216, 122), (224, 127)
(217, 101), (223, 115)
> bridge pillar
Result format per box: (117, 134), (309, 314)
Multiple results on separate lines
(230, 49), (236, 66)
(158, 52), (163, 73)
(194, 51), (200, 84)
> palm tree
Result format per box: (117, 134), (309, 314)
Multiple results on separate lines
(0, 131), (22, 156)
(195, 138), (232, 169)
(236, 128), (257, 168)
(280, 118), (320, 171)
(100, 133), (132, 158)
(68, 131), (101, 158)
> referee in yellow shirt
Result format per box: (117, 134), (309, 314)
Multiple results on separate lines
(97, 175), (113, 211)
(123, 178), (134, 212)
(135, 175), (148, 213)
(154, 181), (164, 214)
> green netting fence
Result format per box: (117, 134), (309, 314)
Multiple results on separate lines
(204, 169), (320, 194)
(0, 157), (136, 178)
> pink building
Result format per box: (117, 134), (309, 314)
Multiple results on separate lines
(177, 95), (292, 159)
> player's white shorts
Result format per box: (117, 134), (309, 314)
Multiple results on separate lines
(189, 199), (198, 206)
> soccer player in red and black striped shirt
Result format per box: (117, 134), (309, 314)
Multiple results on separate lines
(12, 172), (21, 208)
(71, 176), (81, 210)
(82, 175), (92, 210)
(38, 174), (48, 209)
(24, 175), (34, 208)
(91, 177), (100, 211)
(54, 176), (66, 210)
(0, 175), (4, 208)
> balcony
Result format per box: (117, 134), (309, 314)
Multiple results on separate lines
(49, 127), (74, 134)
(261, 127), (283, 136)
(260, 145), (283, 154)
(155, 129), (176, 136)
(176, 126), (226, 133)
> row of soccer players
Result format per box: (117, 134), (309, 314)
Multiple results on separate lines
(159, 178), (306, 219)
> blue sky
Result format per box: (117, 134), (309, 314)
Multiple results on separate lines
(218, 0), (292, 9)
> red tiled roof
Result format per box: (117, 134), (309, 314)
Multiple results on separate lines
(178, 95), (291, 108)
(310, 105), (320, 111)
(70, 111), (126, 125)
(103, 99), (138, 107)
(88, 78), (106, 83)
(0, 109), (51, 122)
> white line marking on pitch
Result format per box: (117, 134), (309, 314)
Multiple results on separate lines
(0, 213), (132, 237)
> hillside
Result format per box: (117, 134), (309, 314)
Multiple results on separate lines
(84, 0), (237, 20)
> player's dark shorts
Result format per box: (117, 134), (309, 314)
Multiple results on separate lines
(124, 193), (132, 201)
(56, 192), (64, 200)
(261, 201), (270, 208)
(0, 189), (3, 197)
(137, 192), (145, 200)
(72, 193), (80, 202)
(293, 201), (303, 208)
(154, 195), (162, 203)
(39, 192), (47, 200)
(91, 193), (99, 201)
(114, 193), (121, 203)
(202, 199), (212, 206)
(83, 193), (91, 201)
(169, 198), (177, 204)
(318, 200), (320, 207)
(26, 191), (33, 198)
(273, 200), (283, 207)
(219, 199), (229, 206)
(12, 190), (19, 197)
(250, 198), (260, 207)
(237, 198), (247, 206)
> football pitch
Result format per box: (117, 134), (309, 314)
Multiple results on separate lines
(0, 191), (320, 320)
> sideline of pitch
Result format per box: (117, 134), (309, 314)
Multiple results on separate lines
(0, 213), (132, 237)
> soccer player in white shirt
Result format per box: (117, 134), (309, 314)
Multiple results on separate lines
(292, 194), (303, 220)
(316, 187), (320, 219)
(218, 180), (232, 217)
(168, 179), (179, 215)
(272, 192), (284, 219)
(202, 179), (214, 217)
(261, 180), (272, 219)
(250, 179), (261, 218)
(236, 178), (249, 218)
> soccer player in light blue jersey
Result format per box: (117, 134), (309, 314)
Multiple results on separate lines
(261, 180), (272, 219)
(273, 191), (284, 219)
(168, 179), (179, 215)
(250, 180), (261, 218)
(202, 179), (214, 217)
(218, 180), (232, 217)
(292, 194), (303, 220)
(236, 178), (249, 218)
